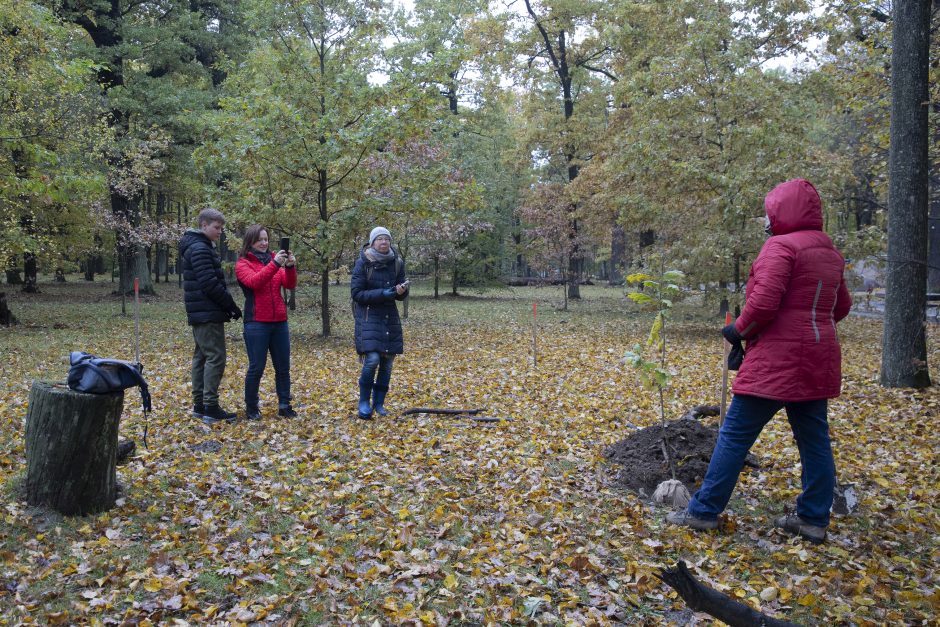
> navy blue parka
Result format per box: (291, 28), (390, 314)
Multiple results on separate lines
(351, 247), (408, 354)
(179, 228), (238, 325)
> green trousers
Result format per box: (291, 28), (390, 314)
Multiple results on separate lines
(191, 322), (226, 406)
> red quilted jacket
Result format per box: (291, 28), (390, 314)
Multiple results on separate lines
(732, 179), (852, 401)
(235, 252), (298, 323)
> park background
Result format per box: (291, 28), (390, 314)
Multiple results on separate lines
(1, 0), (938, 624)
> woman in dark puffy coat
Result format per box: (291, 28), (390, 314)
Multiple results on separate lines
(235, 225), (298, 420)
(350, 226), (408, 419)
(668, 179), (852, 544)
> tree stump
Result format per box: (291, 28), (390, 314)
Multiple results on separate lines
(25, 380), (124, 516)
(0, 292), (16, 326)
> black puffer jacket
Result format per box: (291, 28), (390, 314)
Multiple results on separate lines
(351, 247), (407, 354)
(179, 229), (238, 325)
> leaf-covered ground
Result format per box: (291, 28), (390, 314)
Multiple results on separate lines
(0, 280), (937, 625)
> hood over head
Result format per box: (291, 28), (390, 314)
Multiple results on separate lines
(764, 179), (823, 236)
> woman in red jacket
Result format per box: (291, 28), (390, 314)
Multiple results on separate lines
(235, 225), (298, 420)
(668, 179), (852, 544)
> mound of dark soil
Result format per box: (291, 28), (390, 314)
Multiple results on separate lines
(605, 418), (758, 498)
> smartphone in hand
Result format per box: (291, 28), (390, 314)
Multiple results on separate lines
(279, 236), (290, 252)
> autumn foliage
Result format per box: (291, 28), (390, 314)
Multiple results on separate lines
(0, 280), (936, 624)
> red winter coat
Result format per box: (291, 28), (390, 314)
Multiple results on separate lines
(235, 252), (298, 323)
(732, 179), (852, 401)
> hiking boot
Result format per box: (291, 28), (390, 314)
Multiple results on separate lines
(666, 510), (720, 531)
(201, 404), (237, 424)
(774, 513), (826, 544)
(278, 405), (297, 419)
(245, 406), (262, 421)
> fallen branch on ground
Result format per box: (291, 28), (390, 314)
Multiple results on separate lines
(400, 408), (511, 422)
(656, 561), (803, 627)
(401, 408), (483, 416)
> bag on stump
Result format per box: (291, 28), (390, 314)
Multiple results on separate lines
(67, 351), (151, 412)
(25, 380), (124, 515)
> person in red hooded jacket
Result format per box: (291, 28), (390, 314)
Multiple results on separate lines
(235, 225), (298, 420)
(668, 179), (852, 544)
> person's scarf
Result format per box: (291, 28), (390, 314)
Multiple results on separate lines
(364, 247), (396, 266)
(251, 249), (273, 266)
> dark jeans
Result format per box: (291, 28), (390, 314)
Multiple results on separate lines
(243, 321), (291, 409)
(687, 395), (835, 528)
(192, 322), (226, 405)
(359, 352), (394, 390)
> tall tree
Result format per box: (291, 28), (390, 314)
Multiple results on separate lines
(576, 0), (828, 309)
(509, 0), (617, 299)
(0, 0), (103, 289)
(880, 0), (932, 387)
(51, 0), (246, 294)
(200, 0), (406, 336)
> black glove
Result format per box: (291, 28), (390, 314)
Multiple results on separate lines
(722, 323), (743, 343)
(728, 343), (745, 371)
(229, 305), (242, 321)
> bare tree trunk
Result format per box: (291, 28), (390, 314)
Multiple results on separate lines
(0, 292), (17, 326)
(881, 0), (931, 388)
(609, 222), (625, 286)
(6, 264), (22, 285)
(22, 253), (39, 293)
(321, 267), (330, 337)
(928, 100), (940, 292)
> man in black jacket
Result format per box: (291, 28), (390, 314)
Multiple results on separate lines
(179, 208), (242, 423)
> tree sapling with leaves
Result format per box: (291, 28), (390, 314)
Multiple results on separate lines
(624, 267), (691, 508)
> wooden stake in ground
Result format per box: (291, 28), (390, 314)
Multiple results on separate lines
(532, 301), (538, 368)
(134, 277), (141, 364)
(25, 381), (124, 516)
(719, 311), (732, 426)
(133, 277), (149, 448)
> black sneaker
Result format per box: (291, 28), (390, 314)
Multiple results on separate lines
(278, 405), (297, 418)
(245, 406), (262, 421)
(193, 403), (205, 417)
(202, 404), (237, 424)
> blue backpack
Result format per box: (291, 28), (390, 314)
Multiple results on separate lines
(67, 352), (152, 413)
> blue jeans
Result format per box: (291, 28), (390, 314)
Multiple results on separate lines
(243, 321), (291, 409)
(687, 395), (835, 528)
(359, 352), (394, 392)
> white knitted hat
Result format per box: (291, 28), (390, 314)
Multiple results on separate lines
(369, 226), (391, 245)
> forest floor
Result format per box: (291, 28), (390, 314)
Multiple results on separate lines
(0, 277), (937, 625)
